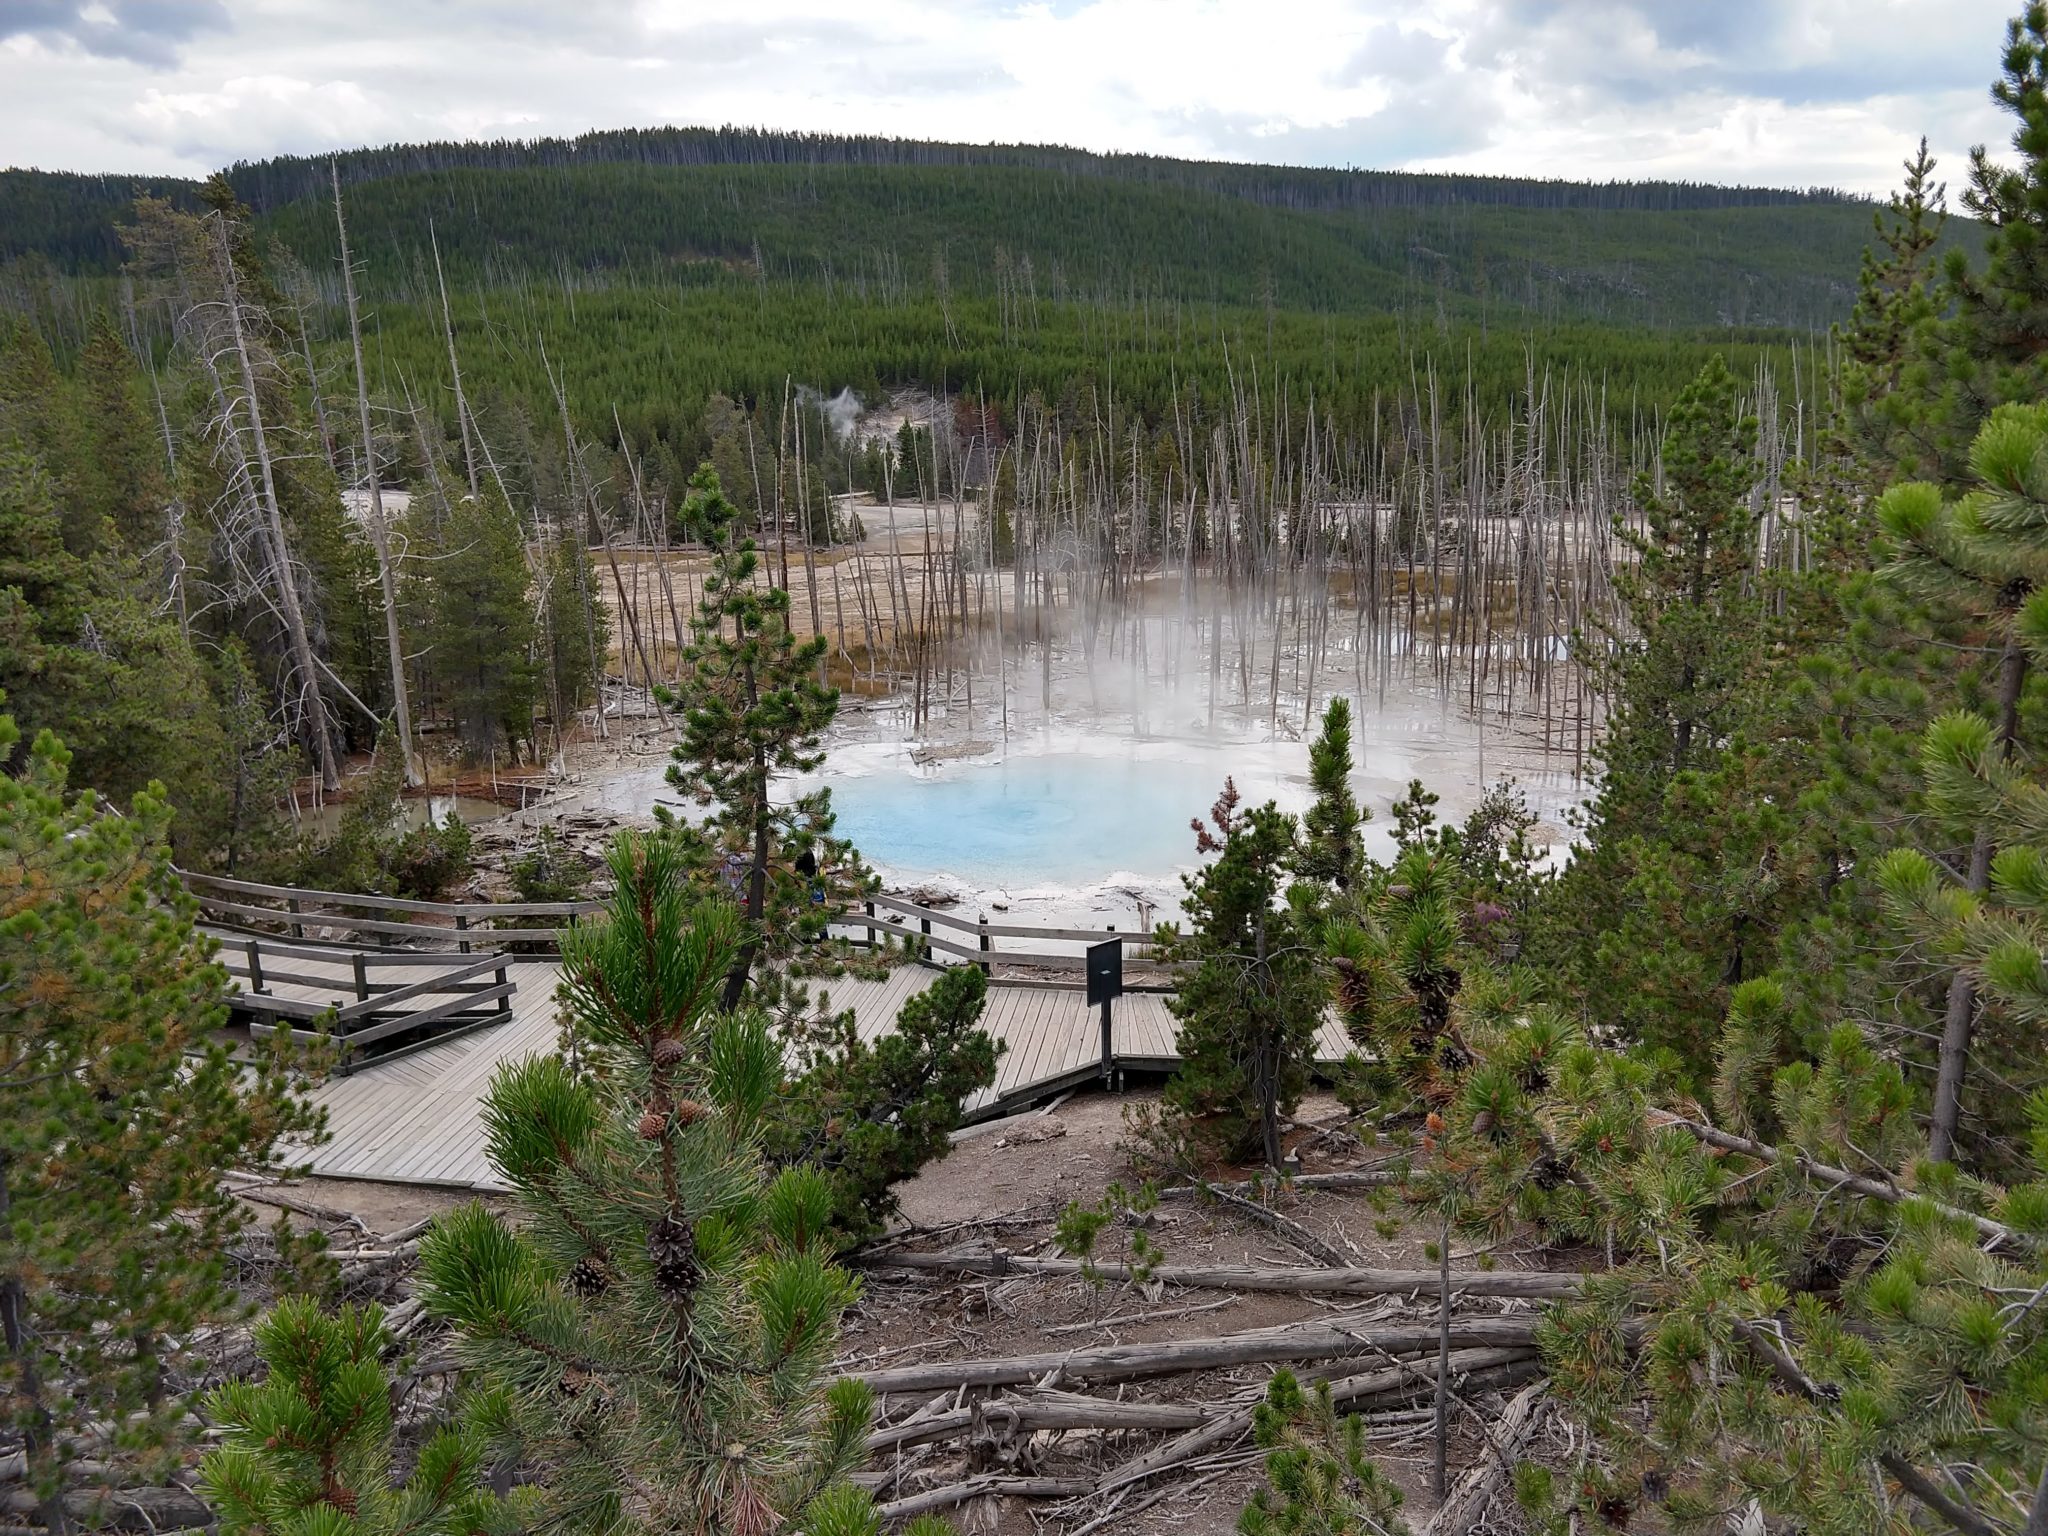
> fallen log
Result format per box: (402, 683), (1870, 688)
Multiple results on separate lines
(864, 1395), (1210, 1455)
(866, 1251), (1590, 1298)
(379, 1215), (438, 1245)
(876, 1475), (1093, 1521)
(2, 1485), (213, 1532)
(861, 1355), (1544, 1459)
(1422, 1379), (1548, 1536)
(1664, 1117), (2028, 1251)
(851, 1318), (1546, 1395)
(855, 1357), (1544, 1514)
(1157, 1170), (1404, 1200)
(327, 1240), (422, 1264)
(1096, 1348), (1541, 1495)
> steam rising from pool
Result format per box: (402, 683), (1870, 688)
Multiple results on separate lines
(557, 660), (1584, 928)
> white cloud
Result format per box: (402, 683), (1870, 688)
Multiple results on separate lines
(0, 0), (2022, 195)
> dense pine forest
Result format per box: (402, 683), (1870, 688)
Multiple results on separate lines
(13, 5), (2048, 1534)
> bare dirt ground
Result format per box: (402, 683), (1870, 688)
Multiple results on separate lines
(245, 1088), (1556, 1535)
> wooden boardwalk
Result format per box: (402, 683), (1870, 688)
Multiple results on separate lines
(250, 951), (1352, 1191)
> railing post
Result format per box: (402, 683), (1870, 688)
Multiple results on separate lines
(1096, 931), (1122, 1087)
(978, 912), (991, 976)
(864, 898), (876, 950)
(495, 962), (511, 1020)
(919, 914), (933, 965)
(456, 912), (471, 955)
(286, 896), (303, 941)
(246, 939), (266, 995)
(352, 953), (370, 1005)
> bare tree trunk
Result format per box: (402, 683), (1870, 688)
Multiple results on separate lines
(291, 306), (335, 472)
(430, 222), (480, 499)
(853, 1319), (1548, 1394)
(1432, 1209), (1452, 1500)
(1930, 631), (2027, 1163)
(144, 360), (191, 638)
(333, 165), (418, 786)
(215, 213), (340, 793)
(0, 1154), (65, 1536)
(1422, 1381), (1548, 1536)
(2022, 1458), (2048, 1536)
(540, 341), (607, 740)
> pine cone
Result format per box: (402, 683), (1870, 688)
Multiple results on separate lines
(652, 1037), (687, 1068)
(647, 1212), (699, 1302)
(567, 1255), (610, 1298)
(672, 1099), (707, 1126)
(556, 1366), (611, 1418)
(637, 1107), (667, 1141)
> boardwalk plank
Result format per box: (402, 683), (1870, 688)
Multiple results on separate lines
(264, 951), (1356, 1190)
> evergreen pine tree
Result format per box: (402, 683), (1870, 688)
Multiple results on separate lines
(765, 965), (1002, 1242)
(0, 447), (232, 856)
(1838, 139), (1949, 483)
(1600, 353), (1763, 788)
(661, 464), (866, 1007)
(1161, 780), (1323, 1166)
(1297, 695), (1366, 893)
(416, 832), (884, 1535)
(421, 483), (538, 761)
(204, 639), (302, 878)
(1876, 402), (2048, 1159)
(1930, 3), (2048, 484)
(539, 529), (608, 739)
(1529, 355), (1769, 1067)
(1425, 979), (2047, 1535)
(1326, 843), (1475, 1108)
(74, 312), (167, 557)
(0, 710), (323, 1534)
(0, 320), (83, 550)
(1237, 1371), (1413, 1536)
(200, 1296), (514, 1536)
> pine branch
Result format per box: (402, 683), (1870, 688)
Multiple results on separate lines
(1729, 1318), (2002, 1536)
(1662, 1116), (2033, 1250)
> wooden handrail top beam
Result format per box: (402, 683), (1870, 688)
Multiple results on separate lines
(179, 867), (600, 919)
(182, 871), (1159, 950)
(859, 890), (1160, 944)
(201, 900), (571, 948)
(208, 933), (504, 967)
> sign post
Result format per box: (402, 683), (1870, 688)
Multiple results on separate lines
(1086, 937), (1124, 1085)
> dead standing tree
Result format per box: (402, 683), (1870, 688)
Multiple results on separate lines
(208, 212), (342, 793)
(332, 164), (418, 785)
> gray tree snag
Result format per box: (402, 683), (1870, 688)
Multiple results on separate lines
(212, 212), (340, 794)
(332, 163), (419, 787)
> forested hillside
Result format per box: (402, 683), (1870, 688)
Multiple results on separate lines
(258, 160), (1878, 331)
(3, 127), (1948, 330)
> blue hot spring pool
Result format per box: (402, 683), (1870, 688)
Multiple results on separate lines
(819, 751), (1284, 889)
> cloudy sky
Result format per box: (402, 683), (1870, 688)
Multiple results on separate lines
(0, 0), (2019, 194)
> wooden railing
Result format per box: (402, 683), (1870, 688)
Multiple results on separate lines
(179, 871), (1171, 984)
(216, 934), (515, 1071)
(181, 869), (602, 953)
(834, 892), (1172, 985)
